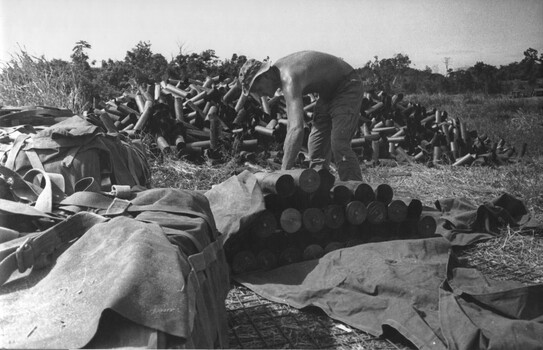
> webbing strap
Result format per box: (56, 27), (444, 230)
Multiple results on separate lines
(74, 177), (100, 193)
(0, 165), (40, 202)
(124, 144), (141, 186)
(4, 134), (30, 169)
(60, 144), (83, 168)
(0, 198), (56, 219)
(0, 253), (17, 287)
(0, 227), (20, 244)
(186, 271), (199, 332)
(188, 240), (221, 273)
(194, 269), (213, 345)
(60, 191), (114, 210)
(0, 211), (107, 286)
(105, 198), (131, 216)
(161, 227), (204, 253)
(23, 149), (45, 171)
(61, 192), (215, 232)
(22, 169), (54, 213)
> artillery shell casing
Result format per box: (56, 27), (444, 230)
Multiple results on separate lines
(254, 172), (296, 198)
(280, 207), (302, 234)
(302, 207), (325, 233)
(330, 183), (354, 206)
(345, 200), (367, 225)
(375, 183), (394, 205)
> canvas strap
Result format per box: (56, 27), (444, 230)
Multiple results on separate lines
(0, 211), (107, 286)
(4, 134), (30, 169)
(60, 191), (215, 228)
(22, 169), (66, 213)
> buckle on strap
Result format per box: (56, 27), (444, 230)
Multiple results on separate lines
(105, 197), (131, 216)
(15, 237), (34, 273)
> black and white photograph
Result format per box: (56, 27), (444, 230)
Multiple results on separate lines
(1, 0), (542, 348)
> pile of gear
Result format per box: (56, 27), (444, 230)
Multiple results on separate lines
(0, 107), (229, 348)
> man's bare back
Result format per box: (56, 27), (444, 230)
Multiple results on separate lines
(238, 50), (363, 180)
(274, 51), (354, 100)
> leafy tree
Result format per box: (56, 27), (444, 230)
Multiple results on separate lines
(363, 53), (411, 93)
(125, 41), (168, 84)
(448, 69), (475, 93)
(216, 53), (247, 80)
(521, 48), (543, 84)
(71, 40), (92, 67)
(469, 62), (500, 94)
(70, 40), (96, 110)
(170, 49), (223, 81)
(94, 58), (132, 100)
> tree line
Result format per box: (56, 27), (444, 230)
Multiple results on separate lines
(357, 49), (542, 95)
(2, 40), (542, 110)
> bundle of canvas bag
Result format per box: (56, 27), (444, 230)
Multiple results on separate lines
(0, 112), (150, 196)
(0, 111), (230, 348)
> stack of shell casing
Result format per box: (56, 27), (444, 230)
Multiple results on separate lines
(90, 76), (290, 161)
(92, 78), (526, 167)
(357, 91), (526, 166)
(226, 168), (438, 275)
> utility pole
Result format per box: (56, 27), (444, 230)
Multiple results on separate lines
(443, 57), (451, 75)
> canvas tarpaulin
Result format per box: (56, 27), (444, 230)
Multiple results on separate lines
(205, 170), (265, 239)
(235, 238), (543, 350)
(0, 216), (187, 349)
(0, 188), (229, 349)
(430, 193), (539, 247)
(206, 172), (543, 350)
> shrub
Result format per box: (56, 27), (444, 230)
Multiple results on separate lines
(0, 49), (82, 111)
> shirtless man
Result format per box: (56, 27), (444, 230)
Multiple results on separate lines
(238, 50), (363, 181)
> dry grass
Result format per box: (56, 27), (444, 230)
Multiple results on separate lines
(0, 50), (81, 111)
(363, 158), (543, 286)
(149, 153), (242, 191)
(458, 226), (543, 284)
(405, 93), (543, 155)
(362, 157), (543, 222)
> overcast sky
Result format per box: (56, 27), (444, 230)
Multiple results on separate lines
(1, 0), (542, 73)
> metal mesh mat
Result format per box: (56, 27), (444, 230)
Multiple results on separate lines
(226, 283), (414, 349)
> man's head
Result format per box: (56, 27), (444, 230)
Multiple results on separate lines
(238, 58), (273, 96)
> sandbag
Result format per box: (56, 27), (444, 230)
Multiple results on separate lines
(0, 188), (229, 349)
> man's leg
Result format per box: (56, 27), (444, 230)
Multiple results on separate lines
(331, 112), (362, 181)
(307, 101), (332, 168)
(329, 71), (364, 181)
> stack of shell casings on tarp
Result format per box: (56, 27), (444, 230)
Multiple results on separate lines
(228, 168), (438, 275)
(357, 91), (524, 166)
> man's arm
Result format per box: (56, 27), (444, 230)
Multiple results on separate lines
(281, 90), (305, 170)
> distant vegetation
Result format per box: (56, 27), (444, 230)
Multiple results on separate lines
(0, 40), (542, 113)
(357, 49), (543, 95)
